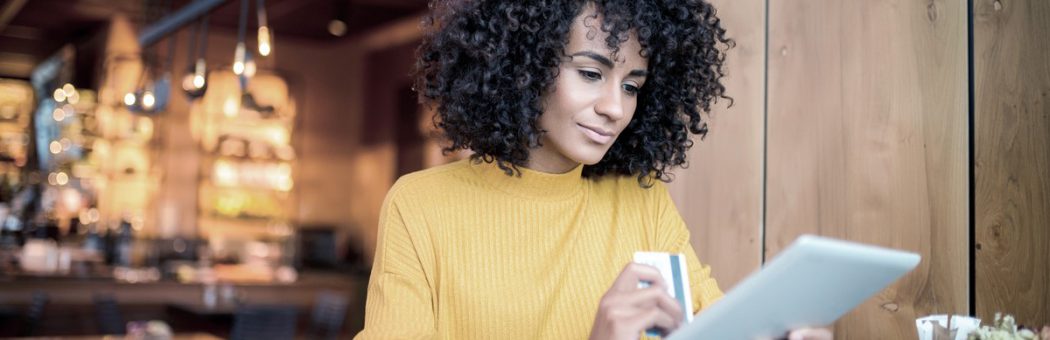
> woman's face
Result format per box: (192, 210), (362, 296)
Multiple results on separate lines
(528, 7), (648, 173)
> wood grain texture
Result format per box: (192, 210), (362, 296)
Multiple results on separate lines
(666, 0), (765, 291)
(974, 0), (1050, 328)
(766, 0), (969, 337)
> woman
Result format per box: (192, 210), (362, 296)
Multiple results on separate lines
(356, 1), (831, 339)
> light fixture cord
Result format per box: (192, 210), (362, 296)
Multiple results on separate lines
(198, 15), (209, 59)
(256, 0), (267, 28)
(237, 0), (249, 44)
(186, 17), (198, 66)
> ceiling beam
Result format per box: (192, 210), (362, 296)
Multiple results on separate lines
(0, 0), (28, 34)
(352, 0), (424, 10)
(138, 0), (228, 47)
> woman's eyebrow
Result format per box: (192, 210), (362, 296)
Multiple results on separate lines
(570, 51), (614, 68)
(571, 51), (648, 78)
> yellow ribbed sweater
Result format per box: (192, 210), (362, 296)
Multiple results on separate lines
(355, 159), (723, 339)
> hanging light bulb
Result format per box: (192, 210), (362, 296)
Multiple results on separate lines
(183, 17), (210, 99)
(141, 90), (156, 110)
(328, 19), (347, 37)
(257, 0), (272, 56)
(182, 59), (208, 92)
(139, 80), (158, 112)
(233, 0), (250, 76)
(233, 42), (246, 75)
(328, 0), (348, 37)
(258, 26), (271, 56)
(193, 73), (206, 89)
(193, 57), (207, 88)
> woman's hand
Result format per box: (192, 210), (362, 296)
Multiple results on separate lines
(786, 327), (833, 340)
(589, 263), (684, 340)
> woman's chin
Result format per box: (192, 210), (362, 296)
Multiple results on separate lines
(570, 151), (608, 166)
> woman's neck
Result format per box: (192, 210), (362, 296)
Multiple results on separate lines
(525, 150), (581, 174)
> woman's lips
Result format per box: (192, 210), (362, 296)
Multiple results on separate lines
(577, 123), (614, 144)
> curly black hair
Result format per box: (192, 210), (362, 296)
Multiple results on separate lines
(415, 0), (733, 184)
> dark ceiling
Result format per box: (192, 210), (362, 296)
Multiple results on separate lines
(0, 0), (427, 79)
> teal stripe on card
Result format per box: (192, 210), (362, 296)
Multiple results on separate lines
(670, 254), (687, 323)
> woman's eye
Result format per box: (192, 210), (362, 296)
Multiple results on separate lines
(622, 84), (639, 96)
(578, 70), (601, 81)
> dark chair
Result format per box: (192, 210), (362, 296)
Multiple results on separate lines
(0, 304), (18, 337)
(17, 292), (48, 337)
(307, 291), (349, 340)
(93, 294), (126, 335)
(0, 304), (18, 321)
(230, 305), (298, 340)
(298, 228), (339, 269)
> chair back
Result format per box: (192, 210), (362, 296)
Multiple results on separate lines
(307, 291), (348, 340)
(18, 292), (49, 337)
(230, 305), (298, 340)
(93, 294), (126, 335)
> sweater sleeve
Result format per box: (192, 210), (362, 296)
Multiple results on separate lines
(355, 186), (436, 339)
(651, 182), (724, 315)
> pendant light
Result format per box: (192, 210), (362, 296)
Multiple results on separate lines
(233, 0), (248, 78)
(126, 0), (174, 114)
(328, 0), (348, 37)
(181, 16), (209, 99)
(256, 0), (272, 57)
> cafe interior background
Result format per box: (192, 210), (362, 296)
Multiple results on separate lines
(0, 0), (1047, 338)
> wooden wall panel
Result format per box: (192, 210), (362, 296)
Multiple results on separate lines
(974, 0), (1050, 327)
(766, 0), (968, 337)
(667, 0), (765, 290)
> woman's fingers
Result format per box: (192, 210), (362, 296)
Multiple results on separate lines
(610, 263), (668, 293)
(631, 307), (680, 336)
(787, 327), (833, 340)
(590, 263), (686, 340)
(615, 286), (683, 321)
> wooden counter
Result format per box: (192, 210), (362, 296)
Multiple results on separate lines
(0, 271), (368, 337)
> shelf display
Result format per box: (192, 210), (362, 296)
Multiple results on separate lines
(0, 80), (33, 189)
(92, 54), (161, 240)
(191, 70), (296, 243)
(0, 79), (34, 234)
(11, 52), (108, 237)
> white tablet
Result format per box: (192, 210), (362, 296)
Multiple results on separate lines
(667, 235), (921, 340)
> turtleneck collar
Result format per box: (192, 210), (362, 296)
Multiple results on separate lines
(469, 159), (586, 201)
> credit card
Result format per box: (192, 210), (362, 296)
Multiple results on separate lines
(634, 252), (693, 337)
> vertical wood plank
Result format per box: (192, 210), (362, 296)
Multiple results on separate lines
(766, 0), (969, 337)
(667, 0), (765, 290)
(974, 0), (1050, 327)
